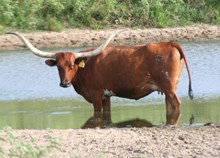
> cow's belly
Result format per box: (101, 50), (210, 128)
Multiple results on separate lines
(114, 83), (161, 100)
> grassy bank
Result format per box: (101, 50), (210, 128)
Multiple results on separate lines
(0, 0), (220, 33)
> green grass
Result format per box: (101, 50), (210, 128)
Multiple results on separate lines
(0, 126), (61, 158)
(0, 0), (220, 33)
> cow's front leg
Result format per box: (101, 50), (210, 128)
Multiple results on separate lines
(92, 95), (104, 127)
(102, 97), (112, 125)
(165, 93), (181, 127)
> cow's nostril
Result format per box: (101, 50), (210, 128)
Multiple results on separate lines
(60, 82), (66, 88)
(60, 80), (71, 88)
(66, 82), (71, 87)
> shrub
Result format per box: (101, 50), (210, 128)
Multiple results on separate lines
(0, 0), (219, 32)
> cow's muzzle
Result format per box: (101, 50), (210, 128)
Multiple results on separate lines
(60, 81), (71, 88)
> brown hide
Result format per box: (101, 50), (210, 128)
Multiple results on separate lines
(66, 42), (193, 126)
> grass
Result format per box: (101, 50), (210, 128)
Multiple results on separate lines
(0, 0), (220, 34)
(0, 126), (61, 158)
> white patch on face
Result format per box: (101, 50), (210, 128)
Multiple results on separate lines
(103, 89), (115, 99)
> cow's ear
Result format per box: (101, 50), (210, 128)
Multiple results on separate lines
(45, 59), (56, 67)
(75, 58), (88, 66)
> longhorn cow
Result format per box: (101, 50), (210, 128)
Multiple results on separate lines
(7, 31), (193, 127)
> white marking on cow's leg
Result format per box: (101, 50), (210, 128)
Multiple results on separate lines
(102, 89), (115, 99)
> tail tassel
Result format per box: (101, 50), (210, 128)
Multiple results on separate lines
(189, 88), (193, 100)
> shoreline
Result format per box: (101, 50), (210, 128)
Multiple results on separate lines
(1, 25), (220, 51)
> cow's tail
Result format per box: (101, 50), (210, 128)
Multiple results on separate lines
(171, 42), (193, 100)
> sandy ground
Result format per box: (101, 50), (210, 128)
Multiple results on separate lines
(0, 25), (220, 157)
(0, 126), (219, 158)
(1, 25), (220, 51)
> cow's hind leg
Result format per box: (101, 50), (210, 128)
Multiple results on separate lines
(165, 93), (181, 127)
(163, 49), (183, 126)
(102, 97), (112, 124)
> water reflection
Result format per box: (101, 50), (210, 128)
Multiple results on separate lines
(78, 114), (214, 129)
(0, 98), (219, 129)
(81, 117), (153, 129)
(81, 108), (154, 129)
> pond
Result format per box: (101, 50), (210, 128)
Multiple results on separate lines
(0, 41), (220, 129)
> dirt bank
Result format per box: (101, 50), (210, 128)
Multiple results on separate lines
(0, 127), (219, 158)
(1, 25), (220, 51)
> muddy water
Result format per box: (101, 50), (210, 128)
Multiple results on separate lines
(0, 41), (220, 129)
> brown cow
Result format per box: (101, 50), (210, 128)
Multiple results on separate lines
(7, 31), (193, 127)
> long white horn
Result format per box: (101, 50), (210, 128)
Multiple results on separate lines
(75, 30), (122, 58)
(6, 32), (56, 58)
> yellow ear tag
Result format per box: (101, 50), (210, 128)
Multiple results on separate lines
(79, 60), (85, 68)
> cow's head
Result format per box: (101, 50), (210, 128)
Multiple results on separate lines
(7, 31), (120, 88)
(45, 52), (80, 88)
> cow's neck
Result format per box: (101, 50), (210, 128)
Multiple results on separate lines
(71, 68), (88, 97)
